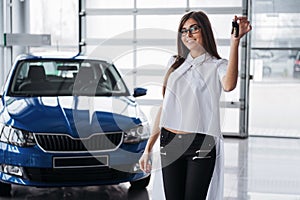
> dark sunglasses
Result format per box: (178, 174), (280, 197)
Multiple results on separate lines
(180, 24), (201, 36)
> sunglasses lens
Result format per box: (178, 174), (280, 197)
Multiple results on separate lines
(190, 25), (199, 34)
(180, 29), (187, 34)
(180, 25), (200, 36)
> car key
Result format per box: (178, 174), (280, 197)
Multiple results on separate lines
(231, 20), (239, 38)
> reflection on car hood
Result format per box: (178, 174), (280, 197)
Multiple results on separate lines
(5, 96), (142, 138)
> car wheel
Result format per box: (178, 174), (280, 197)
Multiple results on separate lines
(0, 182), (11, 197)
(130, 175), (151, 189)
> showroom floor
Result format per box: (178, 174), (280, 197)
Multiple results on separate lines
(3, 137), (300, 200)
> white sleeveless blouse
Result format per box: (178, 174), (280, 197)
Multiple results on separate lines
(160, 53), (228, 138)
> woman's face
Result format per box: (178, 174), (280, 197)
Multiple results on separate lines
(181, 18), (204, 51)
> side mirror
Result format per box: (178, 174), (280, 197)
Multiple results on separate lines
(133, 87), (147, 97)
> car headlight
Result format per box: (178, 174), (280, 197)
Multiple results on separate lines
(0, 124), (36, 147)
(123, 123), (150, 144)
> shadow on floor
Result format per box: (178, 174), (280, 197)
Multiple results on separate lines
(0, 185), (149, 200)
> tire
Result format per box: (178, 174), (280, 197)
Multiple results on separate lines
(130, 175), (151, 189)
(0, 182), (11, 197)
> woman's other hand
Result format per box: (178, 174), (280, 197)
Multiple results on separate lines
(139, 152), (152, 173)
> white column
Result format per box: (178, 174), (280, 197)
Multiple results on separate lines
(12, 0), (30, 59)
(1, 0), (13, 90)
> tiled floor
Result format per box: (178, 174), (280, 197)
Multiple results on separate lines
(3, 137), (300, 200)
(223, 136), (300, 200)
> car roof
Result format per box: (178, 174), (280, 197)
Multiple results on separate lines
(15, 52), (112, 63)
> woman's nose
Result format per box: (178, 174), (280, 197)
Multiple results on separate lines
(186, 32), (193, 38)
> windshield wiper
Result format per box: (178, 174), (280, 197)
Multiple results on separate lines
(8, 92), (36, 97)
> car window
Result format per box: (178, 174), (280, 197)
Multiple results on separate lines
(7, 59), (130, 97)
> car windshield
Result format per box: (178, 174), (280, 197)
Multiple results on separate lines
(8, 59), (130, 97)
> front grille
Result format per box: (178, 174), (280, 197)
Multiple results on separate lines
(53, 155), (108, 168)
(34, 132), (123, 152)
(25, 166), (132, 183)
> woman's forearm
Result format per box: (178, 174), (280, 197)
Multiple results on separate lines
(223, 39), (240, 92)
(144, 105), (162, 153)
(222, 16), (251, 92)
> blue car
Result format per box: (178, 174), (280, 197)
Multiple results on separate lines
(0, 53), (150, 196)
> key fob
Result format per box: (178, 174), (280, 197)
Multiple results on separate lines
(231, 21), (239, 38)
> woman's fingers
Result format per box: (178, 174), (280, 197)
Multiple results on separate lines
(139, 157), (146, 171)
(241, 20), (252, 33)
(146, 162), (151, 173)
(237, 16), (248, 21)
(234, 16), (252, 35)
(139, 153), (152, 173)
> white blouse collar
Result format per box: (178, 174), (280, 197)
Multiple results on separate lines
(170, 52), (211, 83)
(186, 52), (210, 66)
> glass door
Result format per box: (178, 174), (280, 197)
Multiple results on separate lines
(249, 0), (300, 137)
(80, 0), (250, 137)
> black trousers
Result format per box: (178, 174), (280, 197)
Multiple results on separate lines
(160, 128), (216, 200)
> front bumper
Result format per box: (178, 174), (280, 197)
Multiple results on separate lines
(0, 140), (148, 187)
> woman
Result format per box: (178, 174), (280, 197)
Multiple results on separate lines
(139, 11), (251, 200)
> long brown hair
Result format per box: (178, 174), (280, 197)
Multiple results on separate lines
(162, 11), (221, 96)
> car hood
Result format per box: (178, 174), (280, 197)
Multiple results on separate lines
(4, 96), (143, 138)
